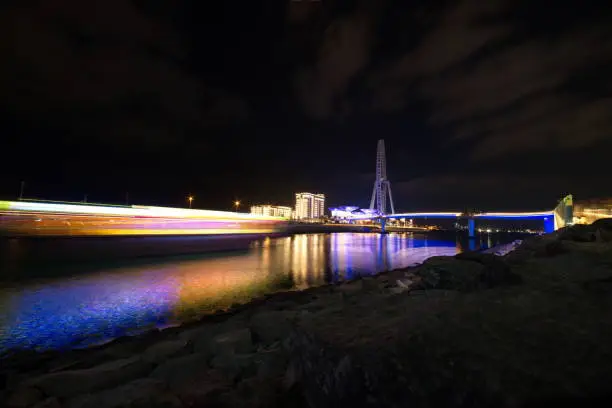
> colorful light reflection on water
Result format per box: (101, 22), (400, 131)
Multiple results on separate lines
(0, 232), (498, 353)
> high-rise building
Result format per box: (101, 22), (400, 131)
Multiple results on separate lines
(250, 205), (293, 219)
(295, 193), (325, 219)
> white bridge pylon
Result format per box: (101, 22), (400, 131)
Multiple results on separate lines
(369, 139), (395, 215)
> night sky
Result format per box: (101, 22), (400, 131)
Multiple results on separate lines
(1, 0), (610, 212)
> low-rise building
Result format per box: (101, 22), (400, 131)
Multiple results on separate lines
(250, 205), (293, 219)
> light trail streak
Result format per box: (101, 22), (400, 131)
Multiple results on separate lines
(0, 200), (287, 237)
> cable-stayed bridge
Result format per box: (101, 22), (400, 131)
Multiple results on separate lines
(365, 139), (573, 235)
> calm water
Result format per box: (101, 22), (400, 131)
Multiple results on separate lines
(0, 232), (513, 353)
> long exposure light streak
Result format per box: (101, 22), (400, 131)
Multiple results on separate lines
(0, 200), (287, 237)
(1, 200), (283, 220)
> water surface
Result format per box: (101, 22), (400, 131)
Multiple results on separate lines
(0, 232), (512, 353)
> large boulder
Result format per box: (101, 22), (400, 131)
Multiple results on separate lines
(416, 256), (485, 291)
(177, 319), (249, 356)
(335, 280), (364, 296)
(249, 311), (296, 345)
(6, 386), (44, 408)
(282, 330), (502, 408)
(210, 328), (254, 356)
(149, 352), (211, 390)
(558, 225), (597, 242)
(152, 361), (231, 406)
(31, 398), (61, 408)
(455, 252), (522, 287)
(68, 379), (182, 408)
(231, 377), (284, 408)
(254, 346), (289, 380)
(591, 218), (612, 231)
(599, 228), (612, 243)
(414, 255), (521, 292)
(543, 240), (570, 256)
(209, 354), (257, 382)
(590, 219), (612, 242)
(509, 235), (569, 259)
(283, 330), (371, 407)
(141, 339), (188, 365)
(25, 357), (153, 398)
(415, 257), (486, 292)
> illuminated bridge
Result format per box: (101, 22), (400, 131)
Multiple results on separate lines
(362, 139), (573, 236)
(383, 210), (562, 236)
(330, 196), (573, 236)
(375, 195), (575, 236)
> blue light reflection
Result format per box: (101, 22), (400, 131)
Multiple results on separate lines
(0, 232), (500, 353)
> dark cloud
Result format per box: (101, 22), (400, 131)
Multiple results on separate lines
(293, 4), (376, 119)
(287, 1), (322, 24)
(393, 171), (608, 211)
(0, 0), (248, 150)
(379, 0), (512, 81)
(370, 0), (612, 160)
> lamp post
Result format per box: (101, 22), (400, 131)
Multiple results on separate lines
(188, 196), (194, 209)
(234, 200), (240, 212)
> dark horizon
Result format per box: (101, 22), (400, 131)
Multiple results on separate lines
(1, 0), (610, 212)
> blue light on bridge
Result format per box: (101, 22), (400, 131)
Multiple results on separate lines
(474, 214), (553, 220)
(386, 213), (462, 219)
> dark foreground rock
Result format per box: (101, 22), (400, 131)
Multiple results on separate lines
(3, 222), (612, 407)
(409, 251), (522, 292)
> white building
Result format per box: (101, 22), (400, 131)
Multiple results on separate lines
(295, 193), (325, 220)
(250, 205), (292, 219)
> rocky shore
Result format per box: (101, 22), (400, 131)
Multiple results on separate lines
(3, 219), (612, 408)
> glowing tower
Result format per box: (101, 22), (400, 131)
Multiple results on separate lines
(369, 139), (395, 215)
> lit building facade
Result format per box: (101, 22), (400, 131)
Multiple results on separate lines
(295, 193), (325, 220)
(330, 206), (380, 220)
(330, 206), (359, 219)
(250, 205), (293, 219)
(574, 197), (612, 224)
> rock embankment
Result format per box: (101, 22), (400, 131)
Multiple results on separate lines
(3, 221), (612, 407)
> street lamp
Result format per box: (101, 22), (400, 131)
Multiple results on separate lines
(188, 196), (194, 209)
(234, 200), (240, 212)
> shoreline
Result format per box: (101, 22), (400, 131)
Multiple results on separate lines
(3, 223), (611, 407)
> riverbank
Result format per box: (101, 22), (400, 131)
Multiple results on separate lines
(2, 220), (612, 407)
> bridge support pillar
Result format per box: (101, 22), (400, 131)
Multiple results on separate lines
(543, 216), (554, 234)
(380, 217), (387, 233)
(468, 218), (475, 238)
